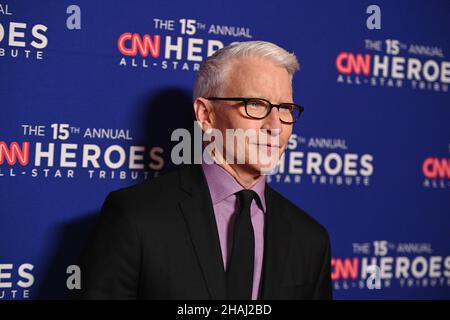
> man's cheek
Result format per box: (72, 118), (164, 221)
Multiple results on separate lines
(279, 135), (289, 149)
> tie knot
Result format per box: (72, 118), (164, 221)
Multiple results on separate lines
(236, 189), (257, 210)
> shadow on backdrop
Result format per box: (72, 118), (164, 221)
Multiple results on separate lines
(36, 87), (195, 298)
(135, 87), (196, 176)
(36, 212), (99, 299)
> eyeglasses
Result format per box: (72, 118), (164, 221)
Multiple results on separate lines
(206, 97), (304, 124)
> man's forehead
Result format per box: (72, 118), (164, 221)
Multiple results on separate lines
(223, 61), (292, 99)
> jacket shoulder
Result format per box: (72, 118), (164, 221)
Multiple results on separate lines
(110, 169), (180, 200)
(101, 167), (185, 219)
(267, 185), (330, 244)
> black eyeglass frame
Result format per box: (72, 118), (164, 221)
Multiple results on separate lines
(206, 97), (304, 124)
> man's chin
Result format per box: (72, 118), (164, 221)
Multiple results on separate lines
(242, 161), (280, 176)
(259, 163), (280, 175)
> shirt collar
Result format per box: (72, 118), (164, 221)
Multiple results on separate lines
(201, 162), (267, 213)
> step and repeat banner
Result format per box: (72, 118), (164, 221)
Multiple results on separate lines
(1, 0), (449, 299)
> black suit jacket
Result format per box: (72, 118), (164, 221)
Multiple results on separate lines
(76, 164), (332, 299)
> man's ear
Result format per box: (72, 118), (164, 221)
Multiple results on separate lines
(193, 97), (215, 131)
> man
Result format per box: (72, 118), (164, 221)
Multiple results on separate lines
(77, 41), (332, 300)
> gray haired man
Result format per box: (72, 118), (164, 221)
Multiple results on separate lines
(77, 41), (332, 300)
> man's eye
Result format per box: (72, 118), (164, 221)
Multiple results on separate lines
(280, 104), (294, 112)
(248, 101), (265, 108)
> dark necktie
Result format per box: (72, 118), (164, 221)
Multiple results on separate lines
(226, 189), (257, 300)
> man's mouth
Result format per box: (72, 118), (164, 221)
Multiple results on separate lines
(251, 143), (280, 148)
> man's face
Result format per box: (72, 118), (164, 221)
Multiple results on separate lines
(210, 56), (294, 175)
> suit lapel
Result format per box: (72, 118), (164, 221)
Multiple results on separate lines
(178, 165), (227, 299)
(260, 186), (292, 299)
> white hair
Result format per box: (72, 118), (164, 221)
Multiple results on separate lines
(193, 41), (300, 100)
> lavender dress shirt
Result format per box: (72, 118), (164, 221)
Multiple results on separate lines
(201, 163), (266, 300)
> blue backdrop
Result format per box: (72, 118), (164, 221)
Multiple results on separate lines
(1, 0), (449, 299)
